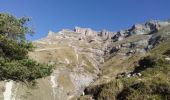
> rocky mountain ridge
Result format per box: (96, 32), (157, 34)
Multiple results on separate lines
(33, 20), (170, 99)
(44, 20), (170, 56)
(0, 20), (170, 100)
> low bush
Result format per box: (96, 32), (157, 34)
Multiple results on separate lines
(0, 57), (53, 82)
(117, 81), (170, 100)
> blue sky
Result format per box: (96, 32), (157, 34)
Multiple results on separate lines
(0, 0), (170, 40)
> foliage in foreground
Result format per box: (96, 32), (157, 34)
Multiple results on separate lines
(0, 13), (53, 83)
(0, 58), (53, 82)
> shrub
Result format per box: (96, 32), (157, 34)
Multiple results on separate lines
(117, 81), (170, 100)
(0, 13), (53, 83)
(97, 82), (119, 100)
(84, 80), (123, 100)
(0, 55), (53, 82)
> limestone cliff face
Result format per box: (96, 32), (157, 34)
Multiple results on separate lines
(0, 20), (170, 100)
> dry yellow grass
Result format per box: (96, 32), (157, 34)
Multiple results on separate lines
(58, 71), (75, 91)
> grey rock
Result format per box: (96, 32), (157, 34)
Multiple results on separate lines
(129, 20), (170, 35)
(121, 43), (131, 48)
(74, 26), (98, 37)
(98, 30), (116, 40)
(137, 73), (142, 76)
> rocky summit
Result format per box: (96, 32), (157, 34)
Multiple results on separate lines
(0, 20), (170, 100)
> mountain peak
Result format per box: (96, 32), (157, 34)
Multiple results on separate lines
(47, 30), (55, 37)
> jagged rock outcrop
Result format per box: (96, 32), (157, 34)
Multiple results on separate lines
(74, 26), (98, 36)
(98, 30), (116, 40)
(129, 20), (170, 35)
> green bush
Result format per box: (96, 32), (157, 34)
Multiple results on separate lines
(117, 81), (170, 100)
(84, 84), (104, 100)
(0, 13), (53, 83)
(0, 35), (34, 60)
(163, 49), (170, 56)
(84, 80), (123, 100)
(97, 80), (123, 100)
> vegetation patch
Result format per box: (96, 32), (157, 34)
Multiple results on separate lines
(82, 39), (170, 100)
(0, 13), (53, 84)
